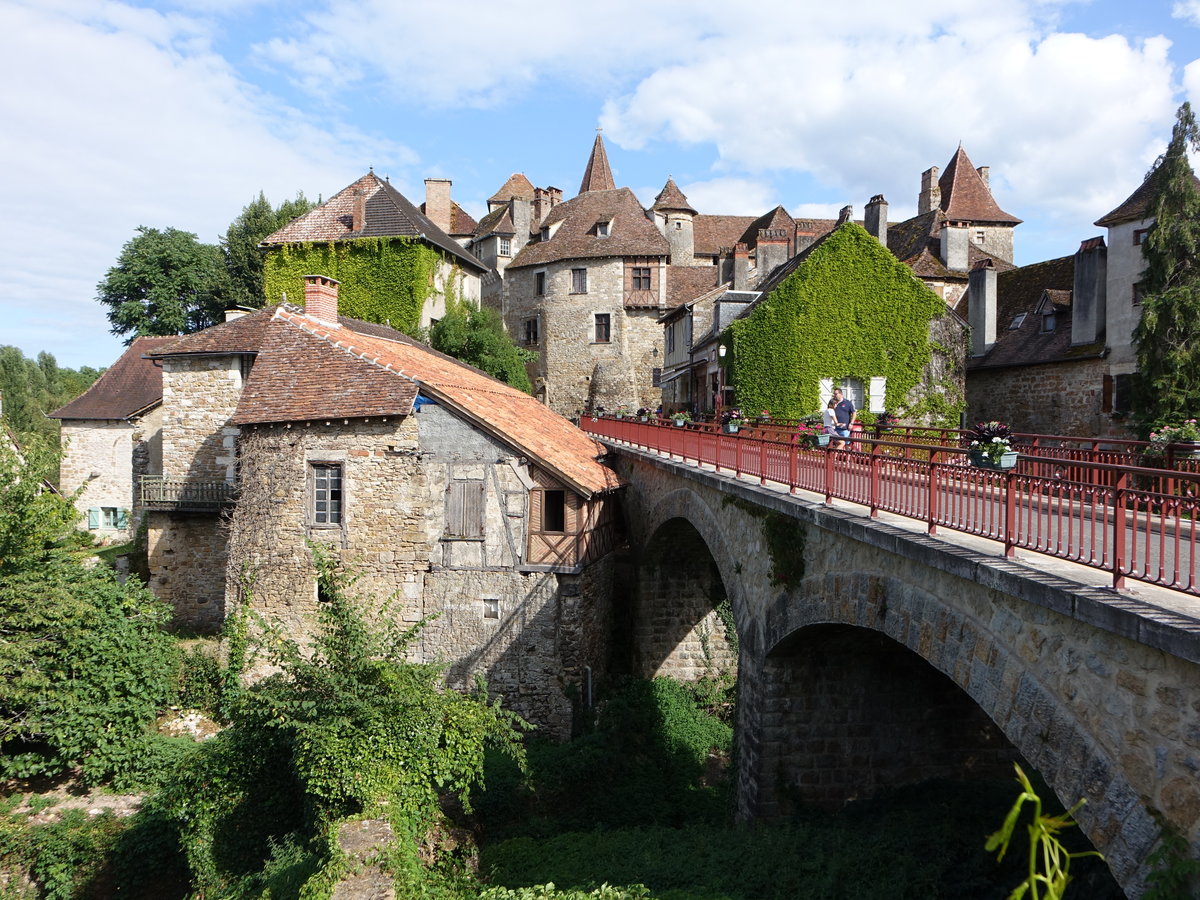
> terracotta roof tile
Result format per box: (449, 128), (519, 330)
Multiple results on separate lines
(666, 266), (720, 308)
(693, 215), (758, 256)
(474, 206), (515, 238)
(49, 336), (174, 420)
(508, 188), (668, 268)
(260, 172), (485, 272)
(651, 178), (697, 214)
(578, 134), (616, 195)
(148, 306), (278, 357)
(421, 201), (478, 237)
(888, 209), (1014, 280)
(938, 146), (1022, 225)
(489, 173), (536, 204)
(228, 308), (619, 497)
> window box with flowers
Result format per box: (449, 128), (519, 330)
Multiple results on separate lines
(720, 408), (745, 434)
(968, 420), (1018, 469)
(637, 407), (651, 422)
(1149, 420), (1200, 458)
(671, 411), (692, 427)
(615, 405), (631, 420)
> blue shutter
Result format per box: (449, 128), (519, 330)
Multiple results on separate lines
(117, 508), (129, 530)
(87, 507), (99, 529)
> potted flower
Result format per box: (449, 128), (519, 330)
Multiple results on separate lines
(720, 408), (745, 434)
(876, 411), (899, 433)
(1148, 420), (1200, 458)
(615, 405), (631, 420)
(758, 409), (772, 424)
(670, 410), (692, 427)
(795, 421), (829, 448)
(968, 420), (1018, 469)
(637, 407), (651, 422)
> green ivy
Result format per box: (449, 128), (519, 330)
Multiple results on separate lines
(727, 223), (959, 424)
(263, 237), (441, 334)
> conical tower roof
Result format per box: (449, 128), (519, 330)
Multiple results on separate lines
(938, 146), (1022, 225)
(651, 177), (697, 214)
(578, 133), (616, 195)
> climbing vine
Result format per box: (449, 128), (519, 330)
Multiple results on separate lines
(727, 223), (961, 425)
(263, 237), (442, 334)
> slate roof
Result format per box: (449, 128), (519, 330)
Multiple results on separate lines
(938, 146), (1022, 225)
(1094, 171), (1200, 227)
(420, 201), (479, 237)
(489, 173), (536, 204)
(260, 171), (486, 273)
(578, 134), (616, 195)
(507, 188), (669, 268)
(960, 256), (1105, 370)
(50, 336), (175, 420)
(887, 208), (1016, 280)
(652, 178), (697, 214)
(473, 206), (516, 238)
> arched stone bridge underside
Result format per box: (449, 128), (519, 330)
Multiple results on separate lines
(608, 444), (1200, 898)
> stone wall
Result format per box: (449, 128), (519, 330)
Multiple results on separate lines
(225, 404), (615, 736)
(146, 510), (228, 630)
(504, 259), (663, 417)
(161, 356), (244, 483)
(968, 358), (1107, 437)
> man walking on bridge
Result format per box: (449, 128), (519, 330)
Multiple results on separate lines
(832, 387), (856, 447)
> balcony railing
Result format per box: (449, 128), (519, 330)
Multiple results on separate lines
(138, 475), (237, 510)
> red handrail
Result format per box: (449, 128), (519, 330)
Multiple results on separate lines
(583, 415), (1200, 597)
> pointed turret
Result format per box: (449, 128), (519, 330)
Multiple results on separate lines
(578, 133), (616, 195)
(652, 177), (698, 265)
(652, 177), (697, 215)
(937, 146), (1021, 225)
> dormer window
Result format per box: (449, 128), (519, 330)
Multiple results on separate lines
(1008, 313), (1026, 331)
(1041, 311), (1057, 333)
(596, 221), (610, 237)
(499, 237), (511, 256)
(540, 226), (551, 241)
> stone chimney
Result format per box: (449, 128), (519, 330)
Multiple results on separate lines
(304, 274), (340, 324)
(918, 166), (941, 215)
(941, 220), (970, 272)
(733, 243), (750, 290)
(968, 259), (997, 357)
(864, 194), (888, 246)
(756, 229), (790, 280)
(424, 178), (452, 234)
(836, 205), (853, 226)
(1072, 236), (1107, 346)
(976, 166), (990, 188)
(351, 188), (367, 232)
(794, 228), (820, 255)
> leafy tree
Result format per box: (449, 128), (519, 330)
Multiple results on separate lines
(0, 345), (102, 447)
(0, 436), (178, 785)
(222, 191), (314, 308)
(430, 299), (536, 392)
(1133, 102), (1200, 433)
(97, 226), (232, 340)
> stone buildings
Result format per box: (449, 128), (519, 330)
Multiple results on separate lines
(49, 336), (175, 543)
(134, 275), (622, 734)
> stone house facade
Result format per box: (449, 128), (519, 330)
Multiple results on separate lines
(50, 336), (175, 543)
(146, 276), (623, 735)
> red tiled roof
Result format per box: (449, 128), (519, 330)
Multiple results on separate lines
(938, 146), (1022, 225)
(578, 134), (616, 195)
(666, 266), (720, 307)
(50, 336), (175, 420)
(693, 215), (758, 256)
(652, 178), (697, 215)
(888, 209), (1015, 280)
(489, 173), (536, 204)
(260, 171), (485, 272)
(508, 188), (668, 268)
(148, 306), (278, 357)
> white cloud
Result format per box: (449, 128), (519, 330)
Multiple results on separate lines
(676, 178), (781, 216)
(1174, 1), (1200, 27)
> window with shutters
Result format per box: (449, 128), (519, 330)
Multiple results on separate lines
(445, 480), (485, 539)
(88, 507), (128, 530)
(571, 268), (588, 294)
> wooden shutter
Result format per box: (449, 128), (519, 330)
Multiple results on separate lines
(868, 377), (886, 413)
(117, 508), (130, 529)
(88, 507), (99, 529)
(819, 378), (833, 407)
(446, 481), (484, 538)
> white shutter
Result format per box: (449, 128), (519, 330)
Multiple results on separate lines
(819, 378), (833, 408)
(869, 377), (887, 413)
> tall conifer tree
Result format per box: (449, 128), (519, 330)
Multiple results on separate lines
(1133, 102), (1200, 432)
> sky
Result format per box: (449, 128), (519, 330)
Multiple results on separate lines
(5, 0), (1200, 371)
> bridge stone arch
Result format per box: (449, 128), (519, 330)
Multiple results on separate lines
(605, 447), (1200, 897)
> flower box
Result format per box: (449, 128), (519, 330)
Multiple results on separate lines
(969, 449), (1018, 470)
(814, 434), (831, 447)
(673, 419), (686, 427)
(723, 424), (740, 434)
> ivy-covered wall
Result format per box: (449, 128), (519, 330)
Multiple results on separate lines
(263, 237), (440, 334)
(726, 223), (965, 424)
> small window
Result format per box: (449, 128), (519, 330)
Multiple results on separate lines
(571, 268), (588, 294)
(675, 221), (682, 230)
(535, 271), (546, 296)
(499, 237), (512, 256)
(596, 221), (610, 237)
(239, 355), (254, 381)
(1008, 313), (1027, 330)
(88, 506), (128, 530)
(311, 463), (343, 526)
(666, 325), (675, 354)
(975, 230), (986, 244)
(1134, 228), (1150, 246)
(594, 313), (611, 343)
(1041, 311), (1057, 333)
(543, 490), (566, 532)
(523, 317), (539, 345)
(631, 267), (651, 290)
(540, 226), (550, 241)
(652, 367), (662, 387)
(482, 598), (500, 619)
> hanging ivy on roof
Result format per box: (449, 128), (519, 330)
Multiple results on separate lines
(726, 223), (964, 425)
(262, 237), (440, 334)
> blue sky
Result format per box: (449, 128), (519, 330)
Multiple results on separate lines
(4, 0), (1200, 370)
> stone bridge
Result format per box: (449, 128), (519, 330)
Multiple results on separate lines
(603, 442), (1200, 898)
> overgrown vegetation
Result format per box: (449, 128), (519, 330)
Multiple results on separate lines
(0, 347), (102, 451)
(430, 297), (537, 392)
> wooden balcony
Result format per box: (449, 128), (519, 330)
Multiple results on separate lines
(138, 476), (236, 511)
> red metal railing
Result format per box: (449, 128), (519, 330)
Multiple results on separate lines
(582, 416), (1200, 597)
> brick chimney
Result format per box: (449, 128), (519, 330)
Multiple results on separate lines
(918, 166), (941, 215)
(1072, 236), (1107, 346)
(733, 243), (750, 290)
(941, 220), (970, 272)
(968, 259), (997, 356)
(864, 194), (888, 246)
(304, 274), (340, 324)
(424, 178), (452, 234)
